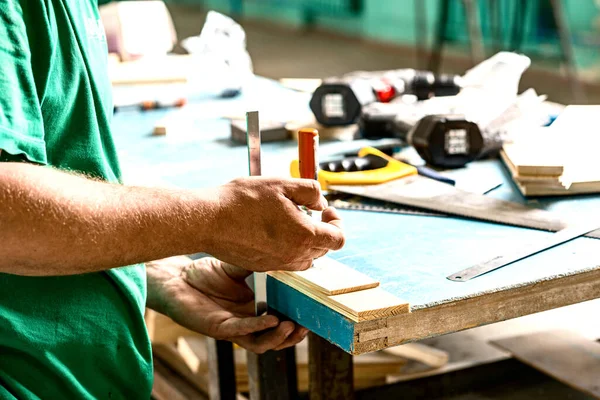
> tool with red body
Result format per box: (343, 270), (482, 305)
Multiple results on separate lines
(309, 69), (462, 126)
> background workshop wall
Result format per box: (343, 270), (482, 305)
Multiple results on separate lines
(165, 0), (600, 74)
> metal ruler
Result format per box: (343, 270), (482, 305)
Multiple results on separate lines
(448, 220), (600, 282)
(246, 111), (267, 316)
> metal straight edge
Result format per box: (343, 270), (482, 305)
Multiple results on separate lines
(447, 220), (600, 282)
(246, 110), (267, 316)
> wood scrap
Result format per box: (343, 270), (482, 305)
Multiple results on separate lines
(269, 257), (379, 296)
(153, 357), (207, 400)
(269, 257), (408, 322)
(500, 106), (600, 197)
(145, 309), (200, 344)
(490, 330), (600, 398)
(501, 141), (564, 176)
(108, 54), (193, 85)
(383, 343), (449, 369)
(278, 78), (322, 93)
(269, 274), (408, 322)
(153, 344), (208, 393)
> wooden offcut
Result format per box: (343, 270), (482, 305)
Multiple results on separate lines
(490, 330), (600, 398)
(269, 257), (379, 296)
(501, 142), (564, 177)
(268, 257), (408, 322)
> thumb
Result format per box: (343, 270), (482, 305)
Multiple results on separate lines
(282, 179), (327, 211)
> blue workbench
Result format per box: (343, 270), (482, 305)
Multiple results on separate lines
(112, 77), (600, 355)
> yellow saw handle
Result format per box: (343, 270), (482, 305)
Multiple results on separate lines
(290, 146), (417, 190)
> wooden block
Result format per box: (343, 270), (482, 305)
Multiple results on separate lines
(490, 330), (600, 398)
(108, 54), (192, 85)
(145, 309), (199, 344)
(383, 343), (449, 369)
(269, 257), (408, 322)
(230, 119), (288, 144)
(501, 142), (564, 176)
(279, 78), (322, 93)
(153, 344), (209, 393)
(269, 257), (379, 296)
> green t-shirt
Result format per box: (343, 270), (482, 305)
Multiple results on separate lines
(0, 1), (152, 398)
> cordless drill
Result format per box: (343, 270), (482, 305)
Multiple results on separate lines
(309, 69), (462, 127)
(359, 102), (502, 169)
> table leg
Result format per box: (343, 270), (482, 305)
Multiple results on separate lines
(308, 333), (354, 400)
(247, 346), (298, 400)
(207, 338), (237, 400)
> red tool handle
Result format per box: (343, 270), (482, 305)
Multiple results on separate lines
(298, 128), (319, 180)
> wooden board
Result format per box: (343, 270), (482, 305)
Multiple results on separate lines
(501, 141), (564, 176)
(269, 256), (379, 296)
(268, 274), (408, 322)
(490, 330), (600, 398)
(108, 54), (192, 85)
(500, 150), (565, 185)
(500, 149), (600, 197)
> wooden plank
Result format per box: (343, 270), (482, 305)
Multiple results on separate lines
(268, 258), (408, 323)
(383, 343), (449, 369)
(501, 142), (564, 176)
(153, 357), (208, 400)
(145, 309), (199, 344)
(309, 332), (354, 400)
(269, 257), (379, 296)
(153, 344), (209, 393)
(108, 54), (192, 85)
(152, 368), (189, 400)
(490, 330), (600, 398)
(269, 271), (409, 322)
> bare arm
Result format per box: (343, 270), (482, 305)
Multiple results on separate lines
(0, 162), (218, 275)
(1, 162), (344, 276)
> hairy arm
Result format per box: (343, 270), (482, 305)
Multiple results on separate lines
(0, 162), (217, 276)
(1, 162), (344, 277)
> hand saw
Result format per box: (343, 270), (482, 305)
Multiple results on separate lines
(246, 111), (267, 316)
(292, 147), (600, 239)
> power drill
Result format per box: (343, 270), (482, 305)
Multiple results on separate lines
(309, 69), (462, 127)
(359, 102), (502, 168)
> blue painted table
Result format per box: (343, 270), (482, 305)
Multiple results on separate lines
(112, 77), (600, 356)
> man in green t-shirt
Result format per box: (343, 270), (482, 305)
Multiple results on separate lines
(0, 1), (345, 398)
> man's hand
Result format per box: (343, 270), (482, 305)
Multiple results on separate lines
(206, 177), (345, 272)
(146, 256), (308, 353)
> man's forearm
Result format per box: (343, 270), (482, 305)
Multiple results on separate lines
(0, 163), (218, 276)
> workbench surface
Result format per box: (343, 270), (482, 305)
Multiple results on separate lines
(113, 77), (600, 355)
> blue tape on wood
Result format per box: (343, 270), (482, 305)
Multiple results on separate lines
(266, 275), (355, 353)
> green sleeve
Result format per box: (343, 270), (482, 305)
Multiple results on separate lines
(0, 0), (47, 164)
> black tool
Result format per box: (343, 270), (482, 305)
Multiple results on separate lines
(360, 103), (502, 169)
(309, 69), (462, 126)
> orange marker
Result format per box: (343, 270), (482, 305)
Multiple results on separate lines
(298, 128), (319, 180)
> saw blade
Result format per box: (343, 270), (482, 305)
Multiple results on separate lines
(327, 194), (445, 217)
(329, 175), (600, 239)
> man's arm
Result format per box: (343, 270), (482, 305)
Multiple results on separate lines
(0, 162), (218, 275)
(1, 162), (344, 276)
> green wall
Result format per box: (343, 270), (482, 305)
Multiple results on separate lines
(180, 0), (600, 69)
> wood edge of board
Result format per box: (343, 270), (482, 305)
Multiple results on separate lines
(268, 258), (409, 323)
(269, 256), (379, 295)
